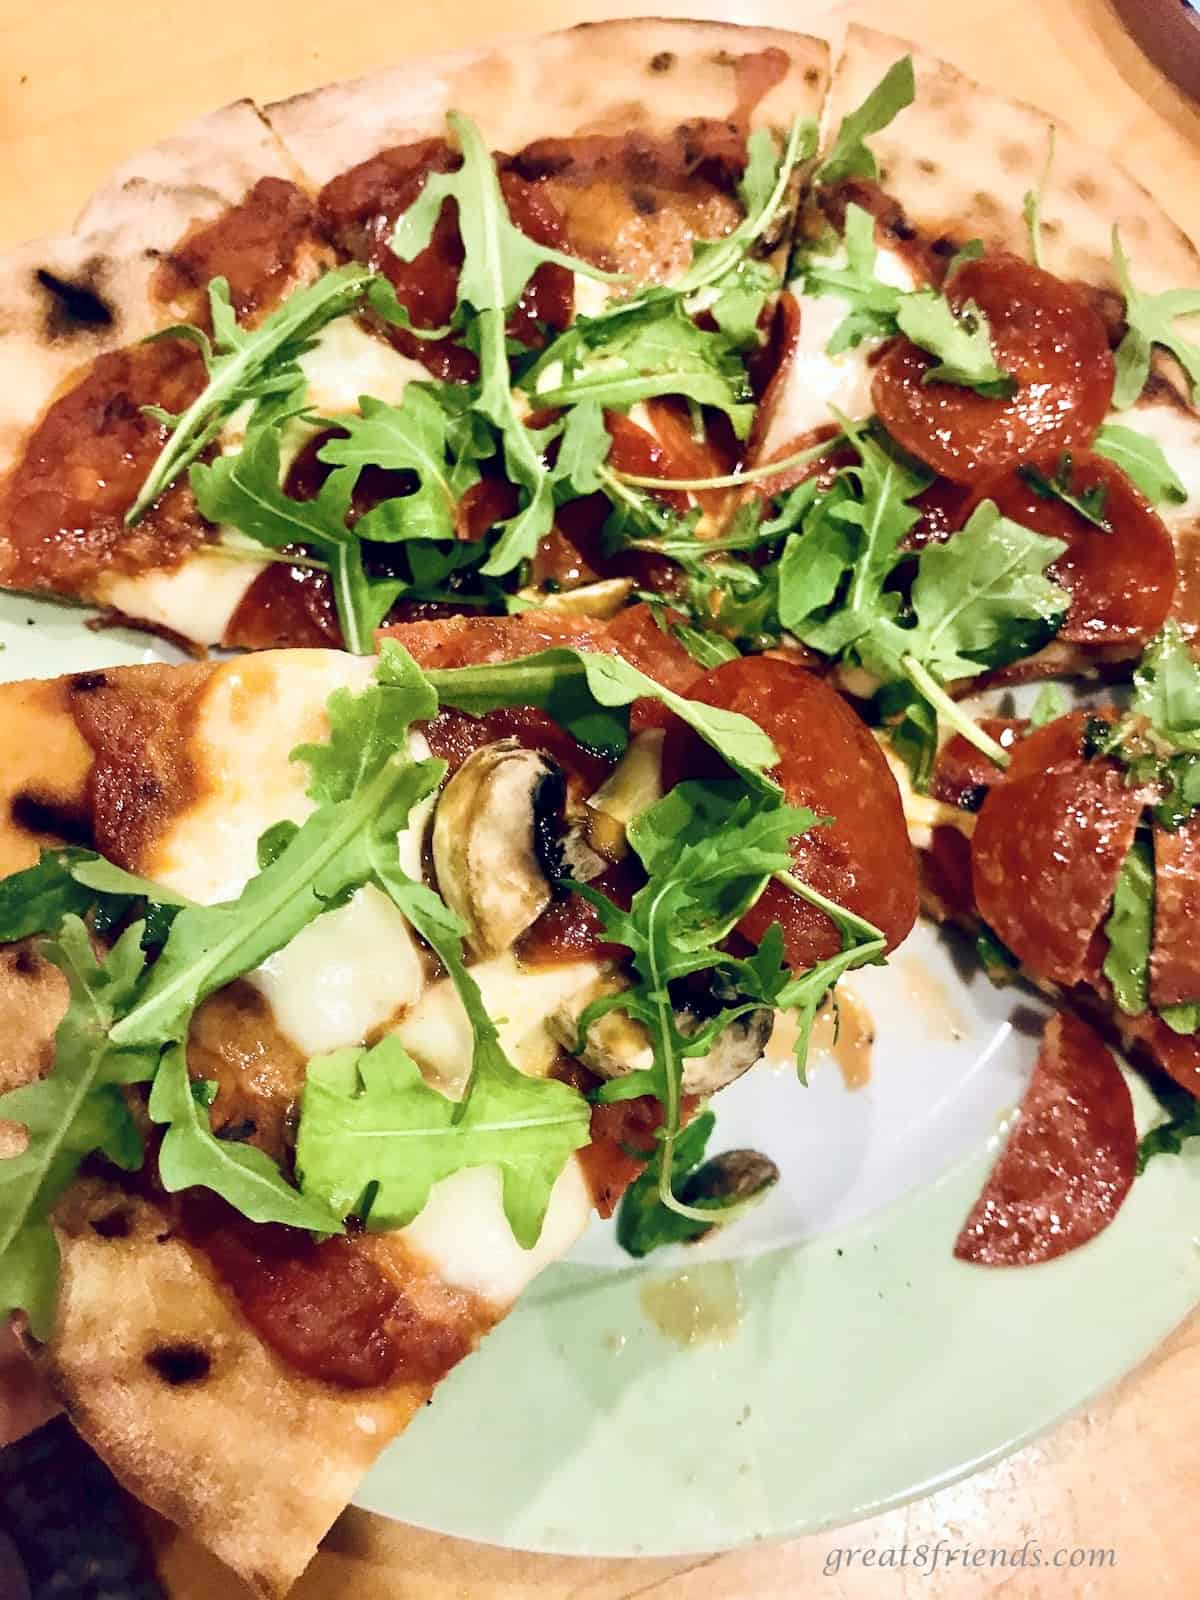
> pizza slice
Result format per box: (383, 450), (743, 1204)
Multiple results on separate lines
(0, 19), (829, 654)
(0, 608), (917, 1593)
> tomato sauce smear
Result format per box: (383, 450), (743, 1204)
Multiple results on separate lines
(662, 657), (919, 969)
(954, 1011), (1137, 1266)
(873, 254), (1115, 484)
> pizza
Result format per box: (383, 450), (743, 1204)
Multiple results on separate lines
(2, 13), (1200, 1595)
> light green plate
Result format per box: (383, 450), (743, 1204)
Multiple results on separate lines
(4, 592), (1198, 1557)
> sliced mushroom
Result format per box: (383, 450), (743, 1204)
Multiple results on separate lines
(432, 739), (605, 958)
(549, 976), (774, 1097)
(585, 729), (665, 862)
(681, 1150), (780, 1208)
(515, 577), (636, 619)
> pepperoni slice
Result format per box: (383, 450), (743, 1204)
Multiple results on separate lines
(962, 451), (1175, 648)
(872, 255), (1115, 484)
(378, 611), (609, 669)
(971, 713), (1144, 987)
(1117, 1007), (1200, 1097)
(954, 1011), (1136, 1266)
(905, 476), (974, 551)
(662, 657), (918, 968)
(929, 718), (1027, 810)
(1151, 815), (1200, 1007)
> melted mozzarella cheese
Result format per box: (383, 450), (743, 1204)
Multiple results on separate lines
(573, 273), (617, 321)
(252, 880), (430, 1057)
(297, 318), (430, 414)
(391, 951), (608, 1100)
(144, 651), (376, 901)
(399, 1158), (594, 1308)
(765, 249), (915, 455)
(881, 740), (974, 853)
(1114, 398), (1200, 526)
(96, 550), (262, 649)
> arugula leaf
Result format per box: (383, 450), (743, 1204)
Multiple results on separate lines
(296, 1033), (589, 1249)
(1030, 682), (1071, 728)
(894, 291), (1015, 397)
(554, 400), (611, 496)
(1022, 128), (1056, 270)
(316, 390), (460, 542)
(1160, 999), (1200, 1035)
(0, 848), (147, 943)
(1131, 622), (1200, 753)
(422, 645), (779, 786)
(1094, 423), (1188, 506)
(1112, 229), (1200, 408)
(1137, 1077), (1200, 1170)
(976, 925), (1019, 986)
(149, 1044), (337, 1231)
(816, 57), (916, 185)
(529, 299), (755, 439)
(803, 203), (906, 352)
(126, 264), (373, 524)
(191, 422), (396, 654)
(1018, 452), (1110, 531)
(0, 920), (155, 1337)
(1103, 838), (1153, 1016)
(881, 501), (1069, 682)
(615, 1109), (765, 1258)
(389, 112), (618, 578)
(109, 653), (443, 1048)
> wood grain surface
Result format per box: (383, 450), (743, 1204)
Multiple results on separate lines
(2, 1), (1199, 1596)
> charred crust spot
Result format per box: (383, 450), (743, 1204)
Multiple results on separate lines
(999, 141), (1029, 172)
(883, 212), (918, 244)
(9, 792), (94, 848)
(649, 50), (675, 72)
(10, 947), (38, 977)
(972, 190), (1002, 220)
(711, 49), (738, 67)
(70, 671), (110, 693)
(35, 264), (114, 339)
(145, 1342), (212, 1386)
(90, 1206), (132, 1240)
(804, 65), (821, 86)
(917, 157), (939, 176)
(931, 235), (961, 259)
(1073, 174), (1099, 201)
(630, 187), (659, 216)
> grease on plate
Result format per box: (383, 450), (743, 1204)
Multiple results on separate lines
(640, 1262), (743, 1346)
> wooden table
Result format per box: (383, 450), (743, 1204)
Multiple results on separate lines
(2, 0), (1199, 1594)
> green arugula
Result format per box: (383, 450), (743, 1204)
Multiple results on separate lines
(149, 1045), (336, 1231)
(1137, 1077), (1200, 1171)
(389, 111), (619, 576)
(190, 422), (398, 654)
(296, 1033), (589, 1248)
(802, 203), (1013, 395)
(0, 847), (160, 943)
(1131, 622), (1200, 752)
(1029, 681), (1071, 728)
(616, 1109), (721, 1256)
(1112, 229), (1200, 408)
(126, 264), (373, 524)
(893, 292), (1015, 397)
(1094, 423), (1188, 506)
(0, 920), (156, 1338)
(1017, 452), (1110, 531)
(1102, 838), (1153, 1016)
(316, 389), (465, 542)
(422, 644), (779, 785)
(815, 57), (916, 185)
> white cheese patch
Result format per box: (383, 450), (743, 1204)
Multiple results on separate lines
(143, 650), (376, 901)
(391, 951), (608, 1100)
(96, 551), (262, 649)
(399, 1157), (594, 1309)
(297, 317), (430, 415)
(573, 273), (616, 321)
(1113, 397), (1200, 528)
(253, 881), (430, 1056)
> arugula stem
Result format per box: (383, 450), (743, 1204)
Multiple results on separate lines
(900, 654), (1011, 770)
(331, 545), (369, 655)
(610, 433), (842, 494)
(193, 543), (331, 573)
(773, 870), (886, 950)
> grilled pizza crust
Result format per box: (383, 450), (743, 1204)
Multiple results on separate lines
(262, 17), (829, 184)
(826, 24), (1200, 296)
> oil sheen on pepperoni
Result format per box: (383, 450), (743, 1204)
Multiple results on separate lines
(872, 255), (1115, 484)
(971, 712), (1143, 987)
(961, 450), (1175, 647)
(662, 657), (919, 968)
(1151, 815), (1200, 1007)
(954, 1011), (1137, 1266)
(929, 718), (1027, 810)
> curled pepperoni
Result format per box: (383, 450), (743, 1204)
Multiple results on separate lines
(954, 1011), (1137, 1266)
(662, 657), (918, 968)
(1151, 815), (1200, 1008)
(872, 255), (1115, 484)
(962, 451), (1175, 648)
(971, 713), (1144, 987)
